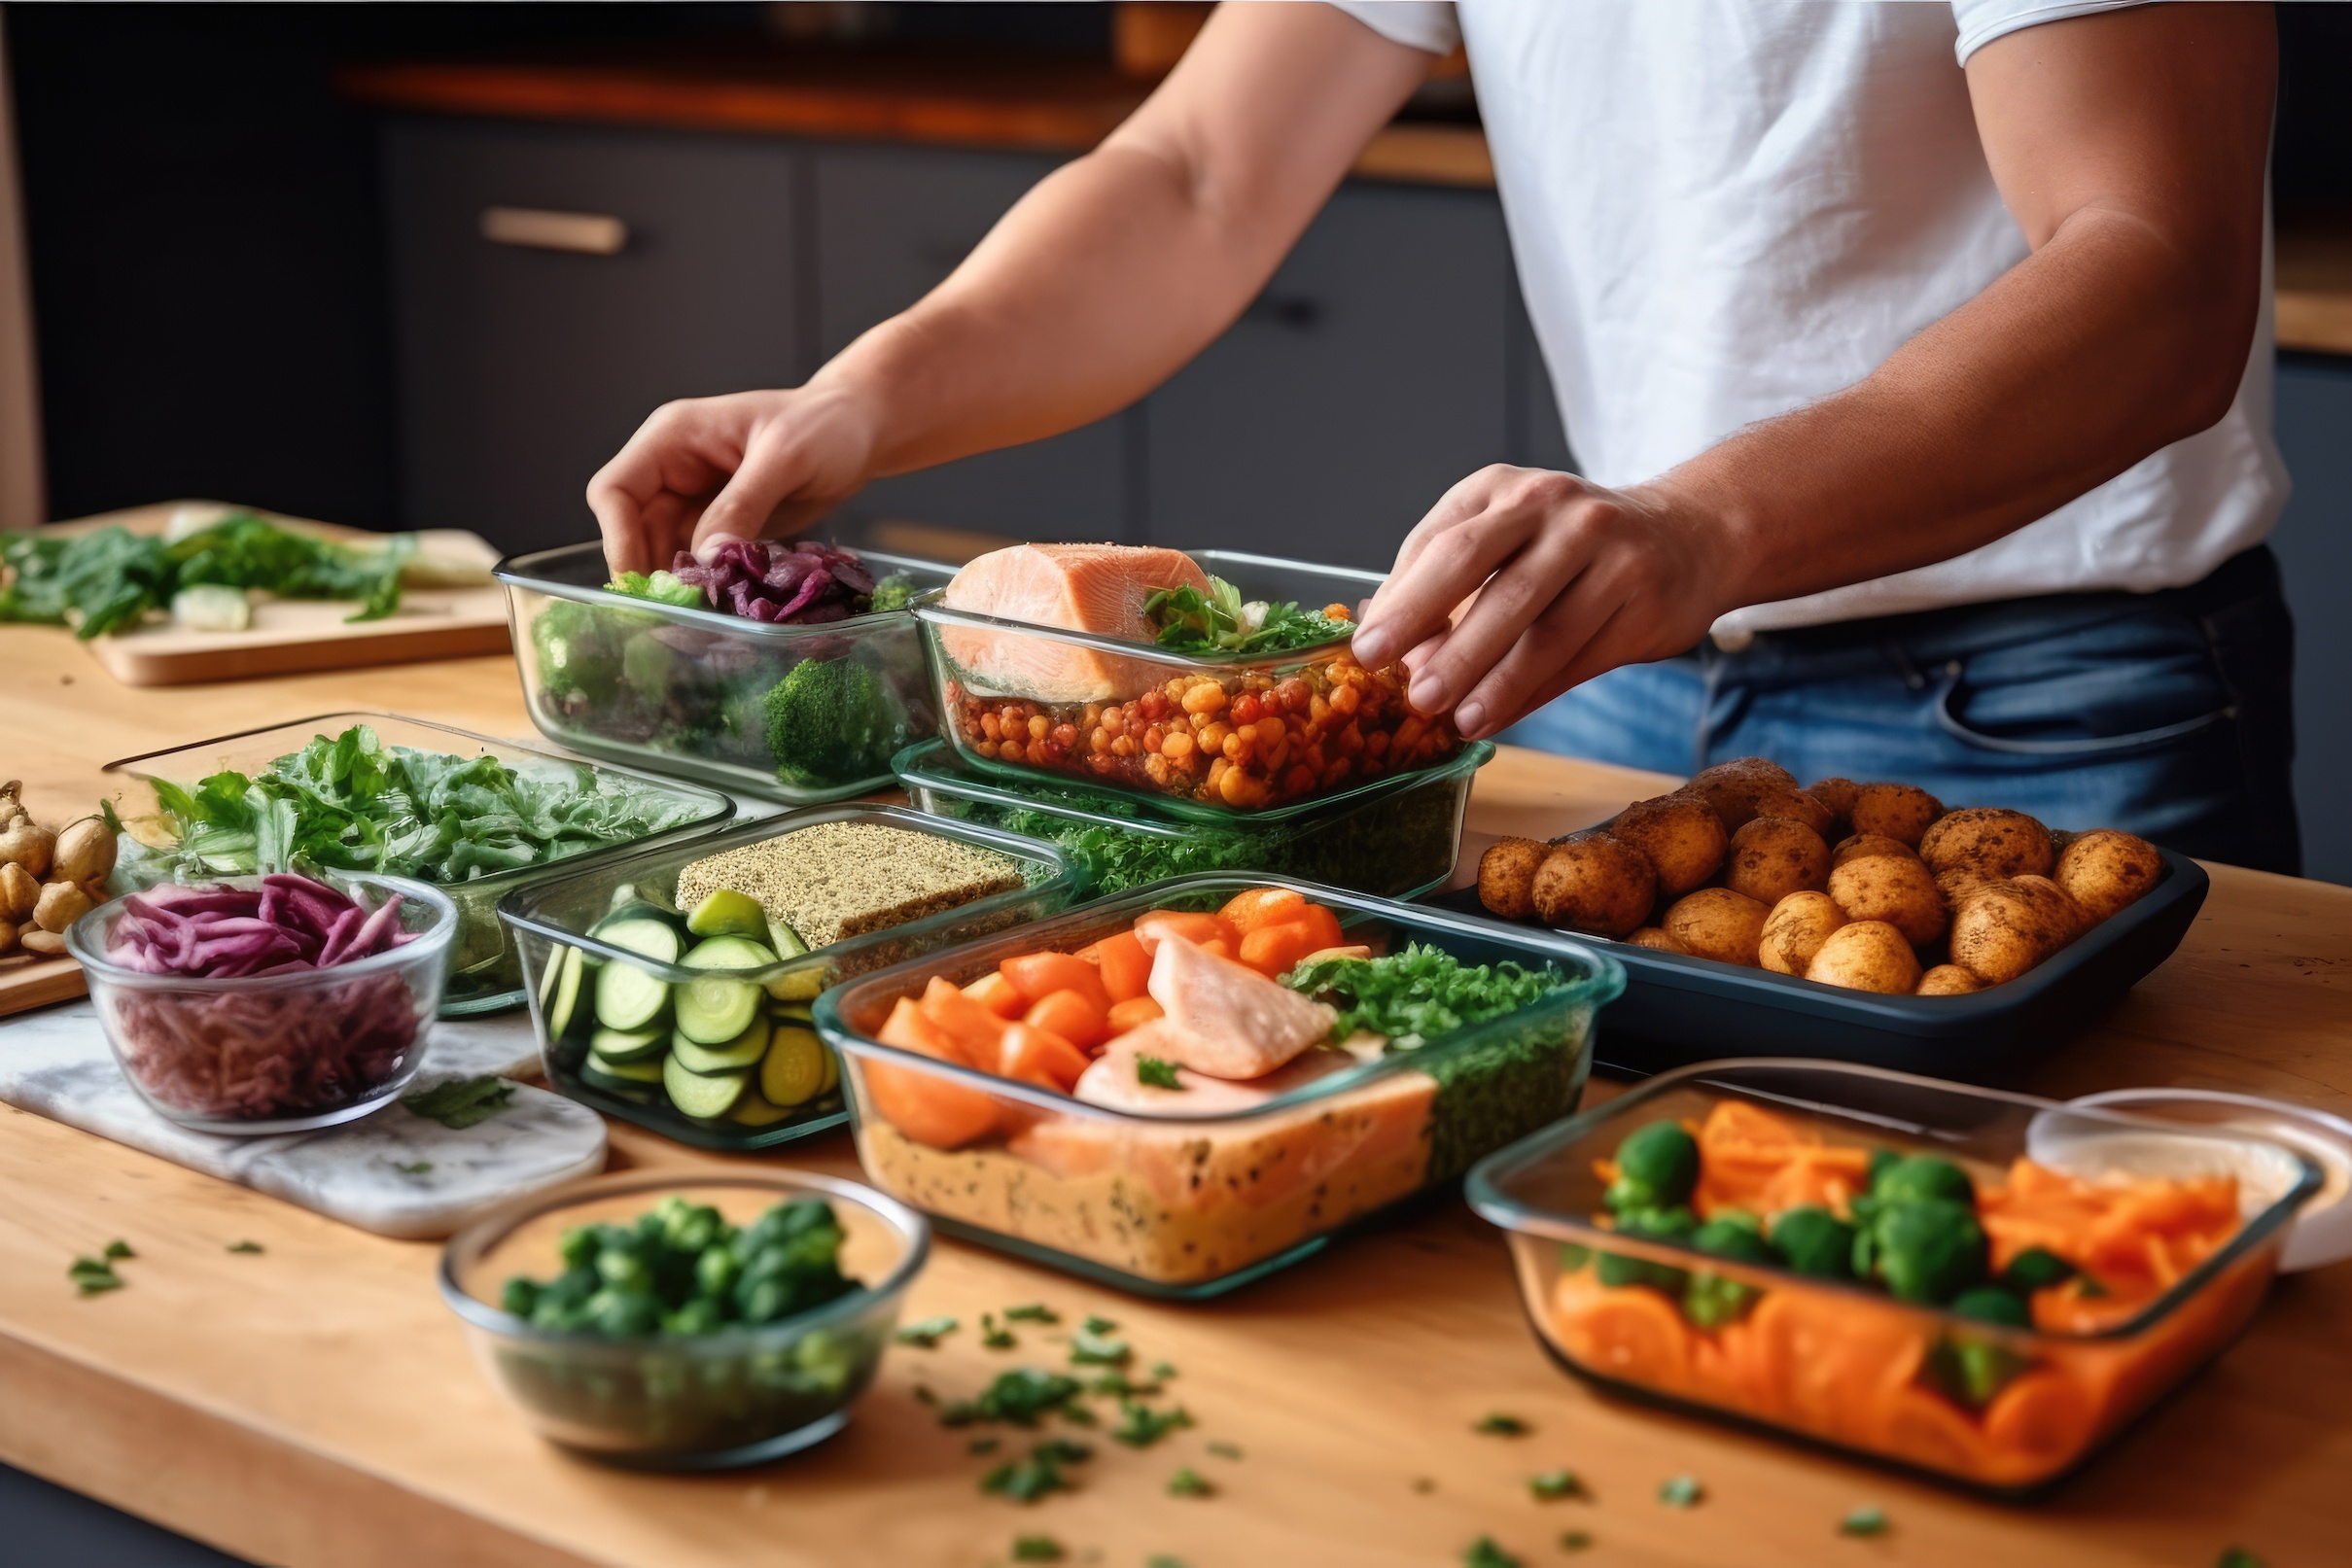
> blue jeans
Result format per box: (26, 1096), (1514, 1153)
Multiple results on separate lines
(1499, 546), (2301, 873)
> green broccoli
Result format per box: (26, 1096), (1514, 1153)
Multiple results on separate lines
(1768, 1205), (1857, 1279)
(1680, 1212), (1778, 1328)
(607, 569), (705, 608)
(868, 573), (918, 613)
(1595, 1204), (1698, 1294)
(1870, 1154), (1976, 1209)
(2000, 1246), (2077, 1294)
(1861, 1198), (1988, 1303)
(762, 656), (904, 787)
(1948, 1285), (2033, 1328)
(1606, 1121), (1701, 1213)
(531, 599), (624, 709)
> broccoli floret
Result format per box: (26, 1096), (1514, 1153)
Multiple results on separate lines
(868, 573), (918, 613)
(1605, 1121), (1700, 1213)
(762, 656), (904, 787)
(531, 600), (624, 709)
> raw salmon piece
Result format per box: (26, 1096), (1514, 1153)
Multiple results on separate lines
(1070, 1027), (1359, 1115)
(941, 542), (1212, 703)
(1144, 936), (1336, 1079)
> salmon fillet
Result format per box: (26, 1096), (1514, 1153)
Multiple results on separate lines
(1143, 935), (1336, 1079)
(941, 542), (1212, 704)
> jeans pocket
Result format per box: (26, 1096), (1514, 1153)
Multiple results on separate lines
(1931, 662), (2234, 757)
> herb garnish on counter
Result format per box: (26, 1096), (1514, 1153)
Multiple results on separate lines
(403, 1077), (515, 1131)
(1142, 575), (1350, 655)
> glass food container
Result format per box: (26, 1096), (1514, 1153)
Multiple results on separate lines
(440, 1168), (929, 1469)
(499, 540), (954, 805)
(813, 873), (1625, 1298)
(914, 549), (1464, 819)
(103, 713), (734, 1017)
(1466, 1060), (2321, 1494)
(68, 870), (457, 1134)
(497, 805), (1081, 1152)
(893, 737), (1493, 899)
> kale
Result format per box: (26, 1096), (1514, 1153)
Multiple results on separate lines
(1283, 944), (1568, 1051)
(762, 656), (905, 788)
(0, 515), (410, 639)
(1142, 575), (1349, 655)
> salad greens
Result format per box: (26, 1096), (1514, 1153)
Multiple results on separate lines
(606, 569), (703, 609)
(1284, 944), (1569, 1053)
(402, 1076), (516, 1131)
(1142, 574), (1349, 655)
(1, 514), (414, 639)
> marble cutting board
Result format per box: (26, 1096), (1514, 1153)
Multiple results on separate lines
(0, 1002), (607, 1239)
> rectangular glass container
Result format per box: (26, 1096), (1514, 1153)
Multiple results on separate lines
(104, 712), (735, 1016)
(914, 549), (1467, 819)
(497, 805), (1081, 1152)
(1466, 1060), (2319, 1494)
(498, 540), (955, 804)
(812, 873), (1625, 1297)
(893, 737), (1493, 900)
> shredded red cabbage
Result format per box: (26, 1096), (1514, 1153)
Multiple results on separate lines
(667, 540), (877, 625)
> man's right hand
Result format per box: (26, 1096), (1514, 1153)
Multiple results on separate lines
(586, 382), (880, 575)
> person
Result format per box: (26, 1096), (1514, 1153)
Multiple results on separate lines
(588, 2), (2295, 871)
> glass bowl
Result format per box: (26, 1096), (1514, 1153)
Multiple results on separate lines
(894, 737), (1493, 899)
(497, 804), (1082, 1152)
(813, 873), (1625, 1298)
(499, 540), (954, 805)
(439, 1167), (929, 1469)
(1466, 1060), (2321, 1494)
(914, 549), (1467, 819)
(67, 869), (457, 1134)
(103, 712), (735, 1016)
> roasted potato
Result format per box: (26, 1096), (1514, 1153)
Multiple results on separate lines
(2055, 828), (2163, 923)
(1915, 963), (1984, 996)
(1826, 853), (1947, 946)
(1919, 807), (2054, 883)
(2012, 875), (2089, 942)
(1724, 816), (1831, 905)
(1805, 920), (1923, 993)
(1477, 837), (1551, 920)
(1531, 832), (1657, 938)
(1627, 925), (1691, 955)
(1662, 887), (1773, 967)
(1831, 832), (1917, 868)
(1948, 876), (2080, 984)
(1759, 890), (1846, 976)
(1610, 792), (1730, 899)
(1687, 757), (1799, 831)
(1805, 777), (1864, 827)
(1845, 783), (1944, 847)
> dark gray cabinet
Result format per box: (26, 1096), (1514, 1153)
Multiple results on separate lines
(2272, 356), (2352, 886)
(384, 119), (804, 553)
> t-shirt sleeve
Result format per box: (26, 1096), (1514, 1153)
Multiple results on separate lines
(1321, 2), (1460, 56)
(1949, 0), (2158, 65)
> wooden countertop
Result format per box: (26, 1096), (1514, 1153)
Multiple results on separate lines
(3, 621), (2351, 1568)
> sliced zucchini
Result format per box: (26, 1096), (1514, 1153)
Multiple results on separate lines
(589, 1024), (668, 1065)
(726, 1093), (799, 1129)
(686, 889), (768, 940)
(591, 918), (683, 1032)
(580, 1060), (661, 1096)
(541, 945), (585, 1038)
(675, 935), (776, 1044)
(819, 1038), (840, 1096)
(770, 1000), (815, 1025)
(760, 1025), (831, 1107)
(584, 1050), (665, 1084)
(671, 1016), (771, 1074)
(766, 917), (809, 958)
(662, 1054), (749, 1120)
(764, 964), (826, 1004)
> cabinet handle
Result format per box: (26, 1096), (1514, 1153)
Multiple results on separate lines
(479, 207), (629, 256)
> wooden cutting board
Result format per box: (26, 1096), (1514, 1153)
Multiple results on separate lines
(40, 501), (512, 687)
(0, 954), (82, 1019)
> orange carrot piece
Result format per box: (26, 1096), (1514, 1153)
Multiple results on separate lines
(1082, 929), (1154, 1002)
(1133, 910), (1237, 955)
(1289, 903), (1345, 954)
(1023, 987), (1110, 1052)
(868, 996), (1000, 1149)
(1219, 886), (1307, 934)
(964, 970), (1029, 1020)
(996, 1022), (1092, 1093)
(1000, 951), (1111, 1010)
(919, 975), (1013, 1059)
(1105, 995), (1164, 1035)
(1237, 921), (1323, 979)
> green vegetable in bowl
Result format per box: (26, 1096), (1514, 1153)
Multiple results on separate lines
(1142, 574), (1349, 655)
(1595, 1204), (1697, 1293)
(1283, 943), (1567, 1052)
(762, 656), (904, 789)
(1681, 1211), (1777, 1328)
(1767, 1205), (1857, 1279)
(1605, 1121), (1699, 1213)
(2000, 1246), (2077, 1294)
(608, 569), (704, 609)
(1948, 1285), (2033, 1328)
(1868, 1154), (1976, 1209)
(1856, 1197), (1988, 1304)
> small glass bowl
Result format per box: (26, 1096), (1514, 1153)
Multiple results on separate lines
(439, 1168), (929, 1470)
(67, 870), (457, 1135)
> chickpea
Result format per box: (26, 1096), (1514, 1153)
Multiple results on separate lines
(1112, 736), (1139, 758)
(980, 712), (1003, 741)
(1254, 716), (1286, 749)
(1090, 727), (1112, 754)
(1277, 677), (1312, 711)
(1229, 692), (1263, 725)
(1219, 767), (1266, 807)
(1365, 730), (1390, 758)
(1024, 714), (1047, 742)
(1222, 729), (1253, 764)
(1181, 683), (1227, 716)
(1162, 731), (1196, 761)
(1329, 683), (1362, 716)
(1198, 720), (1230, 754)
(1140, 689), (1171, 720)
(1143, 724), (1165, 753)
(1309, 693), (1332, 726)
(969, 740), (997, 759)
(1051, 722), (1078, 749)
(1394, 714), (1427, 752)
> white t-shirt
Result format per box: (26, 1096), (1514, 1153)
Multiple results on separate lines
(1329, 0), (2286, 635)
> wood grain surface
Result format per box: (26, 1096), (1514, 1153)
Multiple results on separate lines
(1, 620), (2348, 1568)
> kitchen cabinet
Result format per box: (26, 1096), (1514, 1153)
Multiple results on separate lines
(383, 119), (804, 554)
(2272, 353), (2352, 885)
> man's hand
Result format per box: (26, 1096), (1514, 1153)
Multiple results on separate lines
(587, 384), (880, 575)
(1352, 467), (1728, 739)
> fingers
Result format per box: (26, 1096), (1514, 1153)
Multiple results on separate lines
(1355, 467), (1571, 667)
(589, 401), (731, 575)
(689, 421), (819, 555)
(1450, 565), (1632, 738)
(1401, 509), (1602, 716)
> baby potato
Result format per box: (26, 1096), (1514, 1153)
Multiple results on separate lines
(1826, 853), (1948, 947)
(1724, 816), (1830, 905)
(1846, 783), (1945, 847)
(1805, 777), (1864, 827)
(1915, 963), (1984, 996)
(1688, 758), (1799, 831)
(1478, 837), (1550, 920)
(1831, 832), (1917, 868)
(1804, 920), (1924, 993)
(0, 861), (35, 922)
(32, 880), (94, 935)
(2055, 828), (2163, 923)
(2012, 874), (2089, 942)
(1759, 890), (1846, 976)
(1662, 887), (1773, 967)
(1919, 807), (2054, 883)
(1610, 792), (1730, 899)
(1949, 877), (2079, 985)
(1749, 785), (1838, 838)
(1532, 832), (1657, 939)
(1627, 925), (1691, 955)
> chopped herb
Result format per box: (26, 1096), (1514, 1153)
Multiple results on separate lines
(401, 1076), (515, 1131)
(1285, 944), (1567, 1054)
(1003, 1303), (1060, 1323)
(1463, 1537), (1523, 1568)
(1167, 1466), (1213, 1497)
(1082, 1313), (1116, 1334)
(2216, 1552), (2266, 1568)
(895, 1315), (959, 1347)
(1151, 1360), (1178, 1379)
(940, 1368), (1083, 1428)
(102, 1238), (134, 1260)
(1135, 1055), (1182, 1090)
(981, 1312), (1017, 1349)
(968, 1437), (1001, 1455)
(1011, 1533), (1065, 1561)
(1058, 1402), (1099, 1427)
(1143, 575), (1349, 656)
(1207, 1440), (1244, 1460)
(225, 1240), (264, 1254)
(1088, 1371), (1159, 1398)
(982, 1440), (1090, 1504)
(68, 1256), (123, 1296)
(1146, 1557), (1193, 1568)
(1839, 1506), (1889, 1537)
(1475, 1413), (1530, 1436)
(392, 1160), (435, 1175)
(1033, 1438), (1093, 1464)
(1559, 1531), (1593, 1552)
(1658, 1475), (1703, 1509)
(1528, 1470), (1583, 1501)
(1070, 1327), (1130, 1366)
(1110, 1400), (1194, 1447)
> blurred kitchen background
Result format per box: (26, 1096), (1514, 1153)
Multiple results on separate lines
(1, 1), (2347, 879)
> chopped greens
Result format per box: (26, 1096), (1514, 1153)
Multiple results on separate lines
(402, 1077), (514, 1131)
(103, 1238), (134, 1260)
(1151, 1360), (1178, 1380)
(68, 1255), (124, 1296)
(895, 1314), (959, 1347)
(1658, 1475), (1703, 1509)
(1110, 1400), (1193, 1447)
(1285, 944), (1568, 1052)
(1082, 1313), (1117, 1334)
(1462, 1538), (1523, 1568)
(1474, 1412), (1530, 1436)
(1166, 1466), (1213, 1497)
(1088, 1371), (1159, 1399)
(1010, 1536), (1065, 1562)
(1135, 1055), (1182, 1090)
(1142, 575), (1349, 656)
(1070, 1325), (1130, 1366)
(981, 1312), (1017, 1350)
(940, 1369), (1083, 1428)
(606, 570), (703, 609)
(982, 1439), (1090, 1503)
(1207, 1440), (1243, 1460)
(1839, 1506), (1889, 1537)
(1559, 1531), (1594, 1552)
(226, 1240), (265, 1254)
(1003, 1303), (1059, 1323)
(1527, 1470), (1582, 1501)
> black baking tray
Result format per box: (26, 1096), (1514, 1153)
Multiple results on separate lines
(1423, 847), (2208, 1081)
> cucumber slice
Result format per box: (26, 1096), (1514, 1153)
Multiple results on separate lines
(585, 1050), (665, 1084)
(589, 1025), (668, 1065)
(671, 1016), (771, 1074)
(662, 1054), (749, 1120)
(675, 936), (777, 1045)
(541, 946), (584, 1038)
(580, 1060), (660, 1097)
(770, 1000), (815, 1025)
(766, 917), (809, 958)
(591, 918), (683, 1033)
(686, 889), (768, 940)
(764, 965), (826, 1004)
(760, 1025), (830, 1107)
(727, 1093), (798, 1129)
(591, 907), (684, 944)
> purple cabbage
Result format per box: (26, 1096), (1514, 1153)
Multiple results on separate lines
(666, 540), (878, 625)
(106, 874), (419, 979)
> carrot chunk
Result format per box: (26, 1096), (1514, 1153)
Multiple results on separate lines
(1080, 929), (1154, 1002)
(1105, 995), (1165, 1035)
(996, 1022), (1092, 1093)
(1000, 951), (1111, 1009)
(919, 974), (1013, 1059)
(1133, 910), (1237, 955)
(1023, 987), (1110, 1052)
(964, 970), (1029, 1019)
(867, 996), (1000, 1149)
(1219, 887), (1307, 934)
(1237, 921), (1322, 980)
